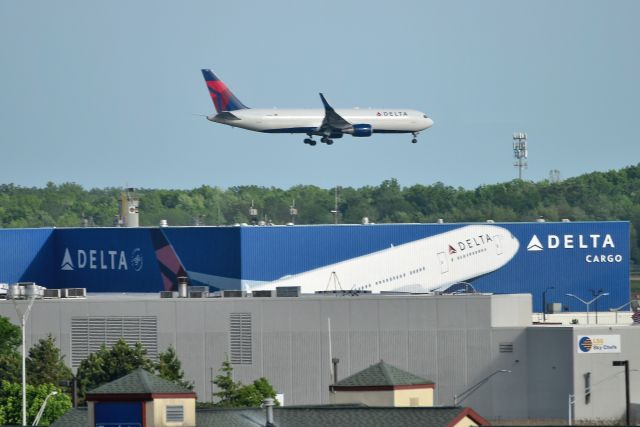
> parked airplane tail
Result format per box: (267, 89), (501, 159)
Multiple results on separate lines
(150, 228), (188, 292)
(201, 69), (248, 113)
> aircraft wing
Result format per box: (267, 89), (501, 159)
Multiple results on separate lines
(318, 93), (351, 134)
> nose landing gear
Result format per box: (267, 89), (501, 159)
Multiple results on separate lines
(411, 132), (419, 144)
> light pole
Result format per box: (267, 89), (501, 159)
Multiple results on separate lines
(590, 288), (604, 324)
(32, 390), (58, 426)
(453, 369), (511, 406)
(565, 292), (609, 324)
(612, 360), (630, 426)
(8, 283), (43, 426)
(542, 286), (555, 322)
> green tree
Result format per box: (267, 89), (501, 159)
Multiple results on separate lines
(212, 359), (278, 407)
(156, 345), (193, 390)
(26, 334), (73, 388)
(212, 359), (240, 407)
(0, 316), (20, 355)
(0, 317), (20, 384)
(0, 380), (71, 426)
(76, 338), (154, 399)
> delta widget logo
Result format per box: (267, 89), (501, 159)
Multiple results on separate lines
(130, 248), (144, 272)
(59, 247), (143, 272)
(578, 336), (593, 352)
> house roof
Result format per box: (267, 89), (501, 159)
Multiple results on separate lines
(332, 360), (434, 388)
(52, 405), (489, 427)
(86, 368), (194, 397)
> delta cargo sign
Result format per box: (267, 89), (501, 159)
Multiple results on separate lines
(0, 221), (630, 311)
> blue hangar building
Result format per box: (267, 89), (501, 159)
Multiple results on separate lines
(0, 221), (630, 312)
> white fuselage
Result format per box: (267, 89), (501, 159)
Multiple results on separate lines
(209, 108), (433, 134)
(248, 225), (520, 294)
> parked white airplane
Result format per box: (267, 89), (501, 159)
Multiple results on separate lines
(248, 225), (520, 294)
(201, 69), (434, 145)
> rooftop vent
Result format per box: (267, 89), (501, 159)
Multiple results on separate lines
(252, 290), (274, 298)
(499, 342), (514, 353)
(276, 286), (301, 297)
(63, 288), (86, 298)
(222, 290), (246, 298)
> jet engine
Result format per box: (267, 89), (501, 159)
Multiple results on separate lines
(347, 124), (373, 137)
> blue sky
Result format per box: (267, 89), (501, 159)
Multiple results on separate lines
(1, 1), (638, 190)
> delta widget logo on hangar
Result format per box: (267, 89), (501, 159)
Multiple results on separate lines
(526, 233), (623, 263)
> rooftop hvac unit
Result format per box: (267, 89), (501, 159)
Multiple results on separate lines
(63, 288), (87, 298)
(315, 290), (371, 296)
(252, 290), (274, 298)
(8, 284), (24, 299)
(188, 286), (209, 298)
(222, 290), (245, 298)
(276, 286), (301, 298)
(16, 282), (45, 299)
(43, 289), (62, 299)
(160, 291), (174, 298)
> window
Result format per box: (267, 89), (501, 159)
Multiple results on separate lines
(71, 316), (158, 367)
(230, 313), (252, 365)
(166, 405), (184, 422)
(584, 372), (591, 404)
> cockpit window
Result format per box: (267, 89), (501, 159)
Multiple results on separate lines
(423, 114), (428, 118)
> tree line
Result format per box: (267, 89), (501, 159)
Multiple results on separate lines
(1, 163), (638, 266)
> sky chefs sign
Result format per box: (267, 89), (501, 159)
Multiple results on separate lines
(577, 335), (621, 354)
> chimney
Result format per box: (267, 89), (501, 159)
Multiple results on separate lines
(263, 398), (275, 427)
(178, 276), (189, 298)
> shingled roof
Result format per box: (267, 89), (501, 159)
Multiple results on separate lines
(52, 405), (489, 427)
(332, 360), (434, 389)
(86, 368), (195, 398)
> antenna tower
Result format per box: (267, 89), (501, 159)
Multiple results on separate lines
(512, 132), (528, 180)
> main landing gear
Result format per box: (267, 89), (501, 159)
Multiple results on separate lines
(411, 132), (419, 144)
(303, 135), (334, 146)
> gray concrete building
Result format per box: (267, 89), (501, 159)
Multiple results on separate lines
(0, 293), (638, 423)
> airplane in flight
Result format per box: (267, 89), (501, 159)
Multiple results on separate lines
(201, 69), (434, 146)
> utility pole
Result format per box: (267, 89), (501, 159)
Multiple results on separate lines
(612, 360), (630, 426)
(331, 186), (340, 224)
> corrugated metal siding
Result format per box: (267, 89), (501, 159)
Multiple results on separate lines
(0, 222), (630, 312)
(0, 228), (54, 286)
(0, 294), (533, 418)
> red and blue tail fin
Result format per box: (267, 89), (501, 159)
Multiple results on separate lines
(201, 69), (248, 113)
(150, 228), (188, 292)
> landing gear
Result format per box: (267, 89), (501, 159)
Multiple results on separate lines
(411, 132), (419, 144)
(321, 136), (334, 145)
(303, 138), (316, 146)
